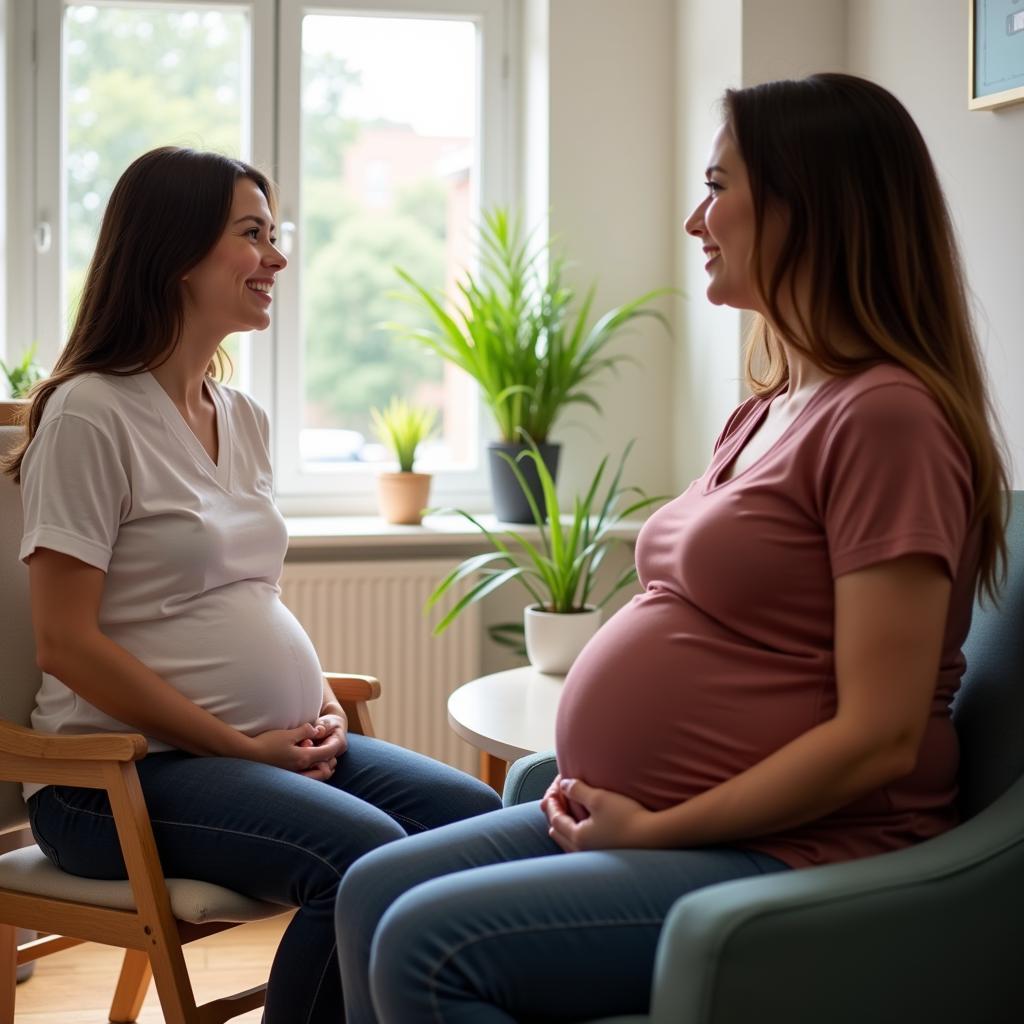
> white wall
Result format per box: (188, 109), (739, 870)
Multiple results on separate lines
(672, 0), (1023, 489)
(672, 0), (847, 489)
(528, 0), (678, 501)
(673, 0), (744, 488)
(480, 0), (680, 673)
(847, 0), (1024, 485)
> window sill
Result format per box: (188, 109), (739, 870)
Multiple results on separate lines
(284, 513), (643, 560)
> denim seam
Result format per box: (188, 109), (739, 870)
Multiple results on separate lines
(50, 789), (344, 878)
(383, 810), (428, 832)
(302, 940), (338, 1024)
(426, 916), (664, 1023)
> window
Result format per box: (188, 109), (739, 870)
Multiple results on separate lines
(275, 0), (509, 510)
(22, 0), (510, 512)
(29, 0), (274, 393)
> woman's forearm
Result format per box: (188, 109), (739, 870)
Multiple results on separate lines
(39, 632), (254, 759)
(646, 718), (913, 849)
(319, 678), (344, 717)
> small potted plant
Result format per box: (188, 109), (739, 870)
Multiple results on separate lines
(0, 344), (46, 426)
(391, 207), (671, 522)
(371, 397), (437, 525)
(426, 440), (664, 674)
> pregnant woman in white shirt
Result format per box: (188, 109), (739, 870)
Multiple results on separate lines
(3, 146), (500, 1024)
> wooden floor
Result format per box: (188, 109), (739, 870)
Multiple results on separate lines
(13, 914), (292, 1023)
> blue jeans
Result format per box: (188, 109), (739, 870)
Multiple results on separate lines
(335, 802), (790, 1023)
(27, 734), (501, 1024)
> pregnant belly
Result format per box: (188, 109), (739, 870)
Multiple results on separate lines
(108, 582), (325, 735)
(555, 595), (827, 811)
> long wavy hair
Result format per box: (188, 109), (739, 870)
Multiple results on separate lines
(3, 146), (275, 482)
(725, 73), (1008, 599)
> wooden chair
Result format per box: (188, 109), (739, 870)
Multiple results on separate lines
(0, 423), (382, 1024)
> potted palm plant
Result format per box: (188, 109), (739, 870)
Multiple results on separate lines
(426, 440), (664, 674)
(371, 397), (437, 525)
(0, 344), (46, 426)
(391, 207), (671, 522)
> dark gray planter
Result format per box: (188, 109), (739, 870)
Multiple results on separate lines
(487, 441), (561, 523)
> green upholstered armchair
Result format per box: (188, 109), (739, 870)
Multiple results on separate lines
(504, 492), (1024, 1024)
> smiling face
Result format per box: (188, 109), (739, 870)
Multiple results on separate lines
(182, 177), (286, 338)
(684, 123), (779, 314)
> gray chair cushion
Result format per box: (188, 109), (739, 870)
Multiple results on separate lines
(503, 751), (558, 806)
(952, 492), (1024, 818)
(0, 845), (286, 925)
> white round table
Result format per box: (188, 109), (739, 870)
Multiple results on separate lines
(447, 666), (565, 790)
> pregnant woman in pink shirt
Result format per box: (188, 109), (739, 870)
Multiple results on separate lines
(335, 73), (1009, 1023)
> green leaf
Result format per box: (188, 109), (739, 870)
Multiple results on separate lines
(423, 439), (666, 631)
(370, 396), (436, 472)
(487, 621), (527, 657)
(388, 204), (674, 443)
(432, 567), (525, 635)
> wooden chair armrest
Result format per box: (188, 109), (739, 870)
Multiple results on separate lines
(323, 672), (381, 703)
(0, 720), (147, 762)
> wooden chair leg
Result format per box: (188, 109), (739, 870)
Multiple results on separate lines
(109, 948), (152, 1023)
(0, 924), (17, 1024)
(146, 939), (198, 1024)
(104, 763), (200, 1024)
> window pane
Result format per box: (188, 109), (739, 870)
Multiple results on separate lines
(63, 3), (253, 388)
(300, 14), (478, 472)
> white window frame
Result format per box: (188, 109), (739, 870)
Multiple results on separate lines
(27, 0), (275, 374)
(273, 0), (512, 515)
(16, 0), (513, 515)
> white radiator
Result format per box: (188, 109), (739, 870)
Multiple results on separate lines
(279, 560), (481, 776)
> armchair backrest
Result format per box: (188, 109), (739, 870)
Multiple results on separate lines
(952, 491), (1024, 820)
(0, 425), (40, 833)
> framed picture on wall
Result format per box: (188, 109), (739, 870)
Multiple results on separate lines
(969, 0), (1024, 109)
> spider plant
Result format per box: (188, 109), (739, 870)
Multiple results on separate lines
(425, 439), (664, 636)
(370, 397), (437, 473)
(391, 207), (671, 444)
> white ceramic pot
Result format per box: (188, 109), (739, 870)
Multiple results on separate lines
(523, 605), (602, 675)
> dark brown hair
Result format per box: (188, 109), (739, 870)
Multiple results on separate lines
(4, 147), (275, 481)
(725, 73), (1008, 599)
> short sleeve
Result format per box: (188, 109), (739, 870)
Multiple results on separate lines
(20, 414), (131, 571)
(817, 383), (973, 580)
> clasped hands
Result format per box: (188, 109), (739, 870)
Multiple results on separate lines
(246, 713), (348, 781)
(542, 774), (662, 852)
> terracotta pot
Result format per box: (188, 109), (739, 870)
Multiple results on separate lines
(377, 471), (432, 525)
(523, 604), (602, 675)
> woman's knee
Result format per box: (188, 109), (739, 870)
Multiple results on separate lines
(368, 883), (453, 1007)
(334, 843), (402, 941)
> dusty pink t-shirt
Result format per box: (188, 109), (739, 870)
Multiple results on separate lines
(555, 363), (978, 868)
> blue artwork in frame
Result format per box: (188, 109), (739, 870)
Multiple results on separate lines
(970, 0), (1024, 109)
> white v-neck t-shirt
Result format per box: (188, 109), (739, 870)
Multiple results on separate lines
(19, 372), (324, 795)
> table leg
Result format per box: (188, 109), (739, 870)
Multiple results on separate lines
(479, 751), (508, 794)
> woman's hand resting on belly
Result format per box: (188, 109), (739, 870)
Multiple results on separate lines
(247, 712), (349, 781)
(542, 775), (659, 853)
(295, 713), (348, 781)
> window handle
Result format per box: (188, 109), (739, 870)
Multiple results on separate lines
(35, 221), (52, 254)
(279, 220), (296, 256)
